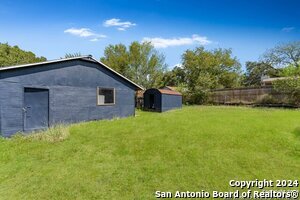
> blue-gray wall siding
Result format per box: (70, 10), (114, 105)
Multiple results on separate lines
(0, 98), (1, 136)
(161, 94), (182, 112)
(0, 60), (136, 137)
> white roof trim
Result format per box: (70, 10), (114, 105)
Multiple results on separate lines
(0, 56), (144, 90)
(0, 56), (88, 71)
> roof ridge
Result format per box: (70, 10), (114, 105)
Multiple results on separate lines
(0, 55), (93, 70)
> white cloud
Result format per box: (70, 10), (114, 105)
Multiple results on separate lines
(64, 28), (94, 37)
(64, 28), (106, 42)
(142, 34), (211, 48)
(90, 38), (99, 42)
(281, 27), (295, 32)
(103, 18), (136, 31)
(117, 27), (126, 31)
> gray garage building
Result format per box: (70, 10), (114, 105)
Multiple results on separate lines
(0, 56), (143, 137)
(143, 88), (182, 112)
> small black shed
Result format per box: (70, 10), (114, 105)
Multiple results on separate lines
(143, 88), (182, 112)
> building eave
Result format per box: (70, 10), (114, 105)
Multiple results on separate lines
(0, 55), (144, 90)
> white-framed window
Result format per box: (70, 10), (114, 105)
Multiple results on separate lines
(97, 87), (115, 105)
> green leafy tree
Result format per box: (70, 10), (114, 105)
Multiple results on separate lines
(263, 41), (300, 68)
(181, 47), (241, 104)
(161, 66), (186, 87)
(0, 43), (46, 67)
(100, 44), (130, 77)
(257, 41), (300, 106)
(279, 64), (300, 77)
(273, 77), (300, 106)
(243, 61), (279, 86)
(101, 41), (167, 89)
(65, 52), (82, 58)
(271, 63), (300, 106)
(183, 47), (241, 90)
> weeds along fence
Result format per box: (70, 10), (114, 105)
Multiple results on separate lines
(209, 86), (287, 105)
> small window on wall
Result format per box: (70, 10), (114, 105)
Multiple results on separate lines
(97, 88), (115, 105)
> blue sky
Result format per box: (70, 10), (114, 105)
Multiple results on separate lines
(0, 0), (299, 70)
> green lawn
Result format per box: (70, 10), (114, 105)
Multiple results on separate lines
(0, 106), (299, 199)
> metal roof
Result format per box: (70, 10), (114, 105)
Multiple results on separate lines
(0, 55), (144, 90)
(158, 89), (182, 96)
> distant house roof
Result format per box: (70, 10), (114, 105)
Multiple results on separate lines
(158, 89), (182, 96)
(261, 77), (289, 83)
(261, 77), (292, 86)
(0, 55), (144, 90)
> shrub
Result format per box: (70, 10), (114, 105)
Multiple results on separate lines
(255, 94), (279, 105)
(273, 77), (300, 106)
(182, 89), (209, 105)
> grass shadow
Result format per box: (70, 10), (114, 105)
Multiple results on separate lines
(292, 127), (300, 138)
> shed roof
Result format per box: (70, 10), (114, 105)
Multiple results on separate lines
(158, 89), (182, 96)
(163, 86), (178, 91)
(0, 56), (144, 90)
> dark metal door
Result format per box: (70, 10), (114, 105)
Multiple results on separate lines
(149, 94), (155, 109)
(24, 88), (49, 131)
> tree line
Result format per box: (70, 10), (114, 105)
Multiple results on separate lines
(1, 41), (299, 104)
